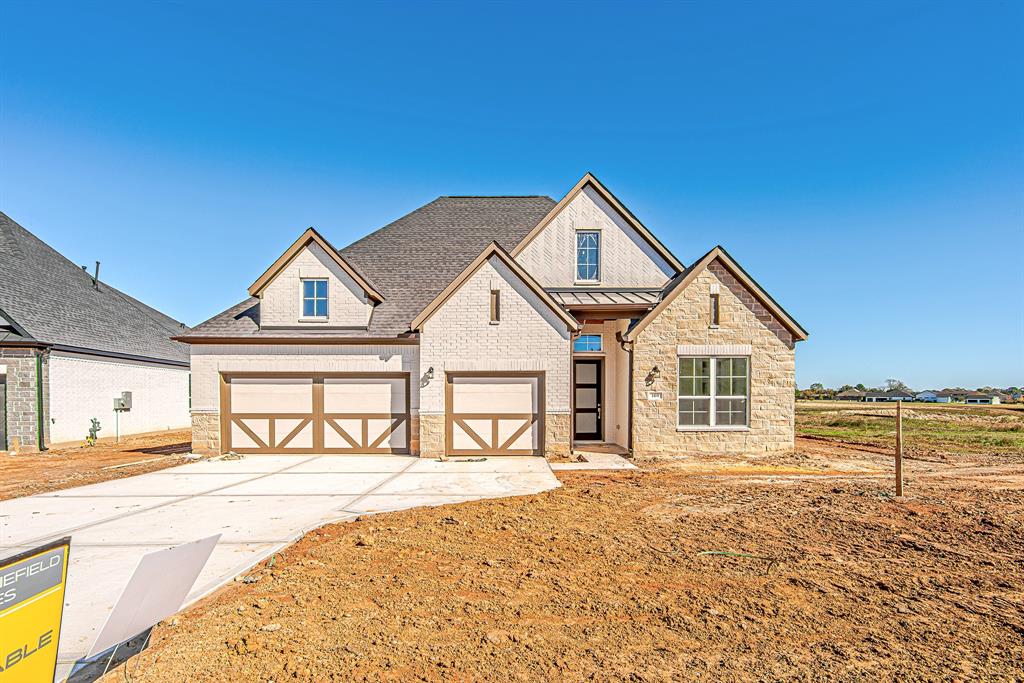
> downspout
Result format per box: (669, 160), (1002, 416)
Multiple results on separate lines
(36, 351), (47, 451)
(617, 331), (634, 458)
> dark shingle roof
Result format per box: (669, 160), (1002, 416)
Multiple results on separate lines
(0, 212), (190, 363)
(187, 196), (557, 339)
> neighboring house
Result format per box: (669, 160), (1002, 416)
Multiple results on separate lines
(915, 390), (953, 403)
(176, 174), (808, 459)
(0, 212), (191, 451)
(835, 389), (865, 401)
(865, 390), (915, 403)
(963, 391), (1001, 405)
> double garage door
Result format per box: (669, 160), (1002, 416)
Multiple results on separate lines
(220, 372), (409, 454)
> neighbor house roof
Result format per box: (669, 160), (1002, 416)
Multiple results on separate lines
(0, 212), (189, 364)
(182, 196), (557, 340)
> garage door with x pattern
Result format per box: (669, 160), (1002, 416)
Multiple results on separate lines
(221, 372), (410, 454)
(445, 372), (545, 456)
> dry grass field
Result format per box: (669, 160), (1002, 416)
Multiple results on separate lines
(797, 400), (1024, 462)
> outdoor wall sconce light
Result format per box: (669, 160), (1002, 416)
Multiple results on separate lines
(421, 366), (435, 387)
(645, 366), (660, 386)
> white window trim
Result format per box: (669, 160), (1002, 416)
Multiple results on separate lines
(574, 229), (602, 285)
(299, 277), (329, 321)
(676, 355), (750, 432)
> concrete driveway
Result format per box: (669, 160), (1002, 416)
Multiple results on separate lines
(0, 454), (559, 680)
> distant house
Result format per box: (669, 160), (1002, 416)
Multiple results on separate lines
(865, 390), (914, 403)
(916, 390), (953, 403)
(835, 389), (865, 401)
(963, 391), (1001, 405)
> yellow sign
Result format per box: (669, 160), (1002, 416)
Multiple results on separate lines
(0, 537), (71, 683)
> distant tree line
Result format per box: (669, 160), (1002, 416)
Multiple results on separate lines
(797, 380), (1022, 400)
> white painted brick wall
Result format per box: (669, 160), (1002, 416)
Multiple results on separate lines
(48, 352), (190, 445)
(261, 242), (373, 328)
(419, 257), (571, 414)
(515, 185), (675, 287)
(189, 344), (420, 413)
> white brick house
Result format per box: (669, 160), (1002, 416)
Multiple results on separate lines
(0, 212), (191, 451)
(179, 174), (807, 458)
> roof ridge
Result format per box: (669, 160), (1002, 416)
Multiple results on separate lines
(440, 195), (554, 199)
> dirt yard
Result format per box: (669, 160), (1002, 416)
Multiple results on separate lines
(103, 406), (1024, 682)
(0, 430), (192, 500)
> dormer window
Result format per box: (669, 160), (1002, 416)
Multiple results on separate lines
(576, 231), (600, 283)
(301, 278), (328, 318)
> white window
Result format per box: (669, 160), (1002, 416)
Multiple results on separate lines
(573, 334), (602, 353)
(677, 356), (749, 429)
(576, 231), (600, 282)
(302, 278), (328, 318)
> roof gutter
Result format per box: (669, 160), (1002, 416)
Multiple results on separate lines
(50, 344), (190, 368)
(172, 336), (420, 346)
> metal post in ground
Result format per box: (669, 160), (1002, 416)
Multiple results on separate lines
(895, 399), (904, 497)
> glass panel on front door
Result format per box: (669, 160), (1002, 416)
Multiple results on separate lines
(573, 359), (602, 441)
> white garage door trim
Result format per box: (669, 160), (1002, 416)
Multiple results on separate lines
(445, 371), (545, 456)
(220, 372), (410, 454)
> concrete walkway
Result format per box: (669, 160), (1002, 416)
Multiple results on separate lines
(0, 454), (559, 681)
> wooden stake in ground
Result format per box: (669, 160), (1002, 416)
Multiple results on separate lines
(895, 399), (904, 497)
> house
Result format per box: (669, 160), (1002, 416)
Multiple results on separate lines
(916, 390), (953, 403)
(864, 390), (915, 403)
(835, 389), (865, 401)
(176, 173), (808, 459)
(963, 391), (1001, 405)
(0, 212), (191, 451)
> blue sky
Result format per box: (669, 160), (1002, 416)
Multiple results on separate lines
(2, 1), (1021, 389)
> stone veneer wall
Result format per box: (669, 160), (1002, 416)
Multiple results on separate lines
(191, 411), (220, 456)
(0, 347), (49, 452)
(631, 263), (796, 457)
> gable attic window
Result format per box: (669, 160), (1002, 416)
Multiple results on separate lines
(710, 293), (720, 327)
(302, 278), (328, 318)
(490, 289), (500, 324)
(576, 231), (600, 283)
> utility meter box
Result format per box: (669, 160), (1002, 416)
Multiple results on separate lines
(113, 391), (133, 411)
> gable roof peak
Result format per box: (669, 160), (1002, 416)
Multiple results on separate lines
(510, 172), (685, 273)
(248, 226), (384, 301)
(409, 241), (579, 333)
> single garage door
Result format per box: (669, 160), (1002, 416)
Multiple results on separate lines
(220, 372), (409, 454)
(445, 371), (544, 456)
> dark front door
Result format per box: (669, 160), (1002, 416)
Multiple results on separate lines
(573, 359), (602, 441)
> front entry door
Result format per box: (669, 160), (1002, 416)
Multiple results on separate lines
(573, 359), (602, 441)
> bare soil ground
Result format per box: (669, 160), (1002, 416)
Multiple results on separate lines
(105, 407), (1024, 682)
(0, 430), (192, 500)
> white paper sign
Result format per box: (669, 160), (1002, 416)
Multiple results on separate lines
(87, 534), (220, 656)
